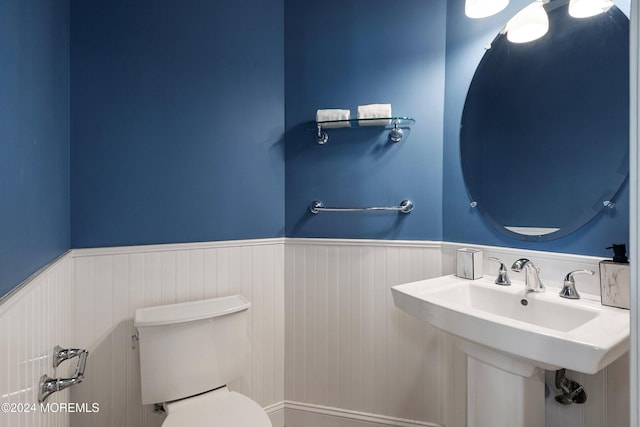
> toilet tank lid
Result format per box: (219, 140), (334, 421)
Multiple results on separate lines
(134, 295), (250, 328)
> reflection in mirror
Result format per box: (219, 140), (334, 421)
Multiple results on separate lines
(505, 0), (550, 43)
(460, 1), (629, 241)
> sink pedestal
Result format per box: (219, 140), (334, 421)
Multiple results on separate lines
(460, 340), (545, 427)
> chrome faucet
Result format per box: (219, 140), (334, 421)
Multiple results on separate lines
(489, 257), (511, 286)
(511, 258), (545, 293)
(559, 270), (595, 299)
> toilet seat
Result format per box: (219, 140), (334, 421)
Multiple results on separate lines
(162, 387), (272, 427)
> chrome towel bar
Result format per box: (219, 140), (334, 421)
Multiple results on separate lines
(310, 199), (414, 214)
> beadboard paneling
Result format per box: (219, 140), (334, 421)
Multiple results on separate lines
(0, 253), (74, 427)
(69, 240), (286, 427)
(287, 239), (630, 427)
(284, 240), (461, 427)
(1, 238), (627, 427)
(543, 353), (630, 427)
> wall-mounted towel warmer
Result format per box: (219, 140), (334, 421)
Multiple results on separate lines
(310, 199), (414, 214)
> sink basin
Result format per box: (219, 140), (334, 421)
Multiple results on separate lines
(391, 275), (629, 374)
(429, 280), (599, 332)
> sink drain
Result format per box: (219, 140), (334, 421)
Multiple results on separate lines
(520, 299), (528, 306)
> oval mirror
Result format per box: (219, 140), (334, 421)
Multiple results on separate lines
(460, 1), (629, 241)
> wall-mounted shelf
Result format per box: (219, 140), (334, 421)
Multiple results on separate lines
(314, 117), (415, 144)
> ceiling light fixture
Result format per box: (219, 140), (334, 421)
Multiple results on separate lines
(505, 1), (549, 43)
(465, 0), (510, 18)
(568, 0), (613, 18)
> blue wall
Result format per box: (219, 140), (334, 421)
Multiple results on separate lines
(442, 0), (630, 257)
(1, 0), (630, 298)
(70, 0), (285, 248)
(0, 0), (70, 297)
(285, 0), (629, 255)
(284, 0), (447, 240)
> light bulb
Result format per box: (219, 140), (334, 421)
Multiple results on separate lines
(506, 1), (549, 43)
(465, 0), (510, 18)
(568, 0), (613, 18)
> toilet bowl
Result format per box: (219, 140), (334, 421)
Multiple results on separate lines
(134, 295), (272, 427)
(163, 387), (271, 427)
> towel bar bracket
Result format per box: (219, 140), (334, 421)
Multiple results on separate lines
(317, 124), (329, 144)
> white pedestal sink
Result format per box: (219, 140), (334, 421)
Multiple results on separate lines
(391, 275), (629, 427)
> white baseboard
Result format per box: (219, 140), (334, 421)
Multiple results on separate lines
(265, 401), (285, 427)
(272, 401), (443, 427)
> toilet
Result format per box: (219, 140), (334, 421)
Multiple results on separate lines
(134, 295), (272, 427)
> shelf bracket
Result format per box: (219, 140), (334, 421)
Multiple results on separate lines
(317, 124), (329, 144)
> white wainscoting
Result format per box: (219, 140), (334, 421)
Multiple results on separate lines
(0, 252), (75, 427)
(285, 239), (630, 427)
(68, 239), (285, 427)
(283, 239), (465, 427)
(0, 238), (631, 427)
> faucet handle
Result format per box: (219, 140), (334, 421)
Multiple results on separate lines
(489, 257), (511, 286)
(559, 270), (595, 299)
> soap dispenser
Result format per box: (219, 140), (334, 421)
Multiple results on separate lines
(599, 243), (630, 309)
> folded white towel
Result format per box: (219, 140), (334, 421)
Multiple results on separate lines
(316, 109), (351, 128)
(357, 103), (392, 126)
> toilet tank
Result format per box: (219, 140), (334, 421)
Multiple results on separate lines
(134, 295), (251, 405)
